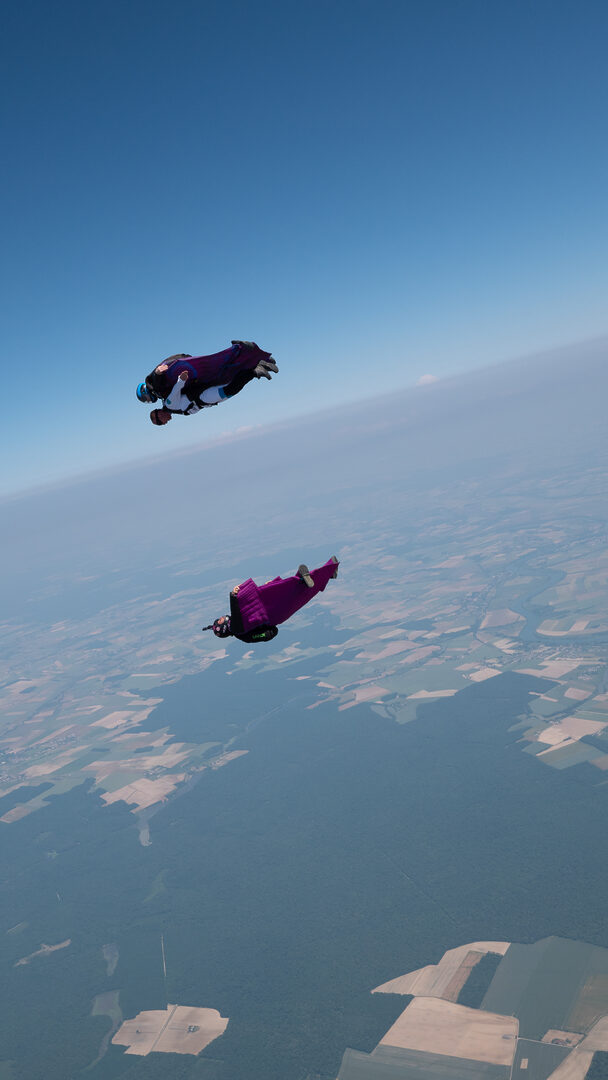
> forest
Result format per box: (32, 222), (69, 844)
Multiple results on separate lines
(2, 668), (608, 1080)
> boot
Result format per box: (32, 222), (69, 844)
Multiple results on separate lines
(254, 358), (279, 380)
(297, 564), (314, 588)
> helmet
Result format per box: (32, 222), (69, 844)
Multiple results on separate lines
(136, 382), (158, 403)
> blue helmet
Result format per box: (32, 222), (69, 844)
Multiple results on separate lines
(136, 382), (158, 403)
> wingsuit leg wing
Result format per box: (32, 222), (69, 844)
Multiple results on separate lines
(213, 342), (275, 385)
(234, 558), (340, 631)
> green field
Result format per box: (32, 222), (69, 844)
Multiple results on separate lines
(338, 1046), (510, 1080)
(482, 938), (608, 1039)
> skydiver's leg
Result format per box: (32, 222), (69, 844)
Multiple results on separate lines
(222, 369), (256, 398)
(224, 359), (278, 391)
(184, 369), (255, 407)
(258, 558), (339, 625)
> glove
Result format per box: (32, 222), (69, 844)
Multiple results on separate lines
(253, 358), (279, 380)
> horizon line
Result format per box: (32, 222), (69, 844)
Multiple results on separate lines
(3, 331), (607, 505)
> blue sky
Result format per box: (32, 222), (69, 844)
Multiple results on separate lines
(2, 0), (608, 494)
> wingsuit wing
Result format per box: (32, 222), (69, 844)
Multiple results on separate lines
(232, 558), (339, 634)
(147, 342), (272, 400)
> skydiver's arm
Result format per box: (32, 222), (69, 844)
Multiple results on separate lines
(145, 355), (192, 399)
(164, 375), (192, 413)
(160, 354), (192, 366)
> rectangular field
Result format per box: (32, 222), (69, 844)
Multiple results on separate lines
(379, 998), (517, 1065)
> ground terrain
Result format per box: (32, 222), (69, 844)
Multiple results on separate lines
(339, 938), (608, 1080)
(1, 349), (608, 1078)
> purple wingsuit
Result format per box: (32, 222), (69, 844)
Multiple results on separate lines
(147, 342), (272, 399)
(233, 558), (339, 634)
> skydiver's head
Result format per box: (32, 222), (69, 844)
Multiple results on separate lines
(136, 382), (158, 404)
(150, 408), (172, 426)
(213, 616), (232, 638)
